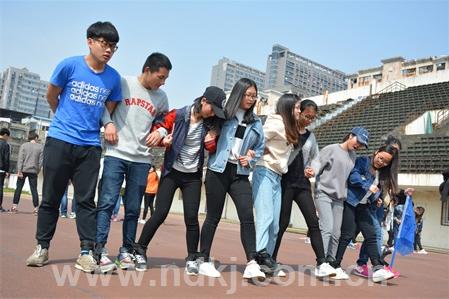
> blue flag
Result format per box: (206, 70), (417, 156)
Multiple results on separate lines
(394, 196), (416, 255)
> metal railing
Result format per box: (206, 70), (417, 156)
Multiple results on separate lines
(376, 81), (407, 94)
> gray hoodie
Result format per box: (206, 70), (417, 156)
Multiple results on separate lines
(102, 76), (168, 163)
(315, 143), (356, 201)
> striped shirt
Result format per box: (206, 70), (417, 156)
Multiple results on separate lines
(173, 120), (204, 173)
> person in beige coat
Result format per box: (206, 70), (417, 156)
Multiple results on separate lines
(252, 93), (299, 275)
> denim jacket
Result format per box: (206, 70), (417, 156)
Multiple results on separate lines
(208, 116), (265, 176)
(346, 156), (381, 207)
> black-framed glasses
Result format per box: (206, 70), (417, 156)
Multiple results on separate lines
(93, 38), (118, 51)
(302, 114), (316, 121)
(244, 93), (258, 100)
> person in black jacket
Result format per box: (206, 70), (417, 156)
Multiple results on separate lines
(440, 167), (449, 202)
(133, 86), (226, 275)
(0, 128), (11, 212)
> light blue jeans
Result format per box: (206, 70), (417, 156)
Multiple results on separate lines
(252, 166), (282, 255)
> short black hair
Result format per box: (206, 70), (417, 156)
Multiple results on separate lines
(300, 99), (318, 112)
(87, 21), (119, 43)
(142, 53), (172, 73)
(28, 132), (38, 141)
(0, 128), (10, 136)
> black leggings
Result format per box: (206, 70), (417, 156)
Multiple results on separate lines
(273, 187), (326, 265)
(142, 193), (155, 220)
(333, 202), (383, 270)
(200, 164), (257, 262)
(137, 169), (201, 260)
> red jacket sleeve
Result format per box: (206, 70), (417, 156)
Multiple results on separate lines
(151, 109), (176, 133)
(204, 136), (217, 153)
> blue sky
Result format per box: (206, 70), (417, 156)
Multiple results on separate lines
(1, 0), (448, 107)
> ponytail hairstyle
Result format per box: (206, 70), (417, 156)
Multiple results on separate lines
(300, 99), (319, 113)
(276, 94), (300, 145)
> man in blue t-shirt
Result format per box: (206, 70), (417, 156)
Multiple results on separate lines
(26, 21), (122, 273)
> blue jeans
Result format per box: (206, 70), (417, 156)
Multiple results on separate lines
(357, 205), (383, 265)
(60, 188), (76, 215)
(96, 156), (150, 250)
(252, 166), (282, 255)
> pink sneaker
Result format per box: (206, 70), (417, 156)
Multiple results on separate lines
(352, 264), (369, 278)
(385, 266), (400, 278)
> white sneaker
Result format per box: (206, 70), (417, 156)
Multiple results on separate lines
(331, 267), (349, 280)
(372, 268), (394, 283)
(315, 262), (337, 278)
(418, 249), (428, 254)
(138, 219), (146, 224)
(198, 261), (221, 278)
(26, 245), (49, 267)
(242, 260), (266, 279)
(75, 251), (99, 273)
(99, 249), (117, 273)
(275, 269), (287, 277)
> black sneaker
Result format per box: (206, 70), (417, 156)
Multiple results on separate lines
(133, 243), (148, 272)
(185, 260), (199, 276)
(256, 249), (277, 275)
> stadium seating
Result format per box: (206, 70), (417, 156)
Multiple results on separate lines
(313, 81), (449, 173)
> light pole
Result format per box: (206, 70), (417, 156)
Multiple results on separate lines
(31, 88), (39, 116)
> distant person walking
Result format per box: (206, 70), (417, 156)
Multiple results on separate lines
(10, 132), (43, 215)
(140, 166), (159, 222)
(0, 128), (11, 213)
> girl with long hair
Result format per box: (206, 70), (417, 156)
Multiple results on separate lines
(251, 94), (300, 275)
(198, 78), (266, 280)
(331, 144), (399, 283)
(132, 86), (226, 275)
(272, 99), (336, 278)
(353, 135), (405, 277)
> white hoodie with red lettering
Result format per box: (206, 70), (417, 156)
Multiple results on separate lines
(102, 76), (168, 163)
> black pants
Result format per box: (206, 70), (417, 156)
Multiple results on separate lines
(387, 230), (394, 247)
(273, 187), (326, 265)
(200, 164), (257, 262)
(138, 169), (202, 260)
(414, 233), (423, 251)
(36, 137), (101, 250)
(0, 172), (6, 208)
(333, 202), (382, 270)
(13, 172), (39, 207)
(142, 193), (155, 220)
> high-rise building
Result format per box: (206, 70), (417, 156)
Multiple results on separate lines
(265, 44), (346, 97)
(0, 67), (51, 118)
(210, 57), (266, 92)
